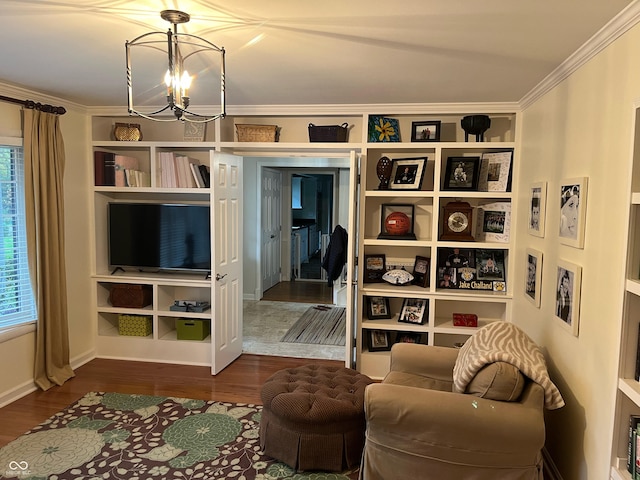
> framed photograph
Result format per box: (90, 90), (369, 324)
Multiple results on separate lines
(398, 298), (428, 325)
(364, 254), (386, 283)
(411, 121), (441, 142)
(443, 157), (480, 190)
(525, 248), (543, 308)
(379, 204), (416, 240)
(394, 332), (422, 344)
(368, 329), (392, 352)
(389, 157), (427, 190)
(366, 296), (392, 319)
(475, 249), (506, 281)
(412, 255), (430, 288)
(477, 151), (513, 192)
(528, 182), (547, 238)
(368, 116), (400, 142)
(559, 177), (588, 248)
(475, 202), (511, 243)
(554, 259), (582, 336)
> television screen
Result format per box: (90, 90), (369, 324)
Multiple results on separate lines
(108, 203), (211, 272)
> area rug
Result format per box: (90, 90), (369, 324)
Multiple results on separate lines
(280, 306), (346, 346)
(0, 392), (358, 480)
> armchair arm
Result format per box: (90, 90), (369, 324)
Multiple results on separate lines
(364, 381), (545, 467)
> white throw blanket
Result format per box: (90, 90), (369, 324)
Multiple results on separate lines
(453, 322), (565, 410)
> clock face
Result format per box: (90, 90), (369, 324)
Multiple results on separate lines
(447, 212), (469, 233)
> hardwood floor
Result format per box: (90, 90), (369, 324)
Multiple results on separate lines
(262, 281), (332, 304)
(0, 355), (341, 448)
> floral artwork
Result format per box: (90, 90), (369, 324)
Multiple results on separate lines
(368, 116), (400, 142)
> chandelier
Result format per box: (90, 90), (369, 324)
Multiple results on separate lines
(126, 10), (226, 123)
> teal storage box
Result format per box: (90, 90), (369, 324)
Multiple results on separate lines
(118, 314), (152, 337)
(176, 318), (211, 340)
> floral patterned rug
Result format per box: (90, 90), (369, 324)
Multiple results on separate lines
(0, 392), (359, 480)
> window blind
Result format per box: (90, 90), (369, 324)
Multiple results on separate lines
(0, 145), (37, 330)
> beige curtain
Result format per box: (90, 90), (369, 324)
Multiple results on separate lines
(23, 107), (75, 390)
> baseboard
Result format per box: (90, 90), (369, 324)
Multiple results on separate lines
(543, 447), (563, 480)
(244, 292), (258, 301)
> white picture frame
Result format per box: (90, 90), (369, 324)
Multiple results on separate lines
(559, 177), (588, 248)
(554, 259), (582, 336)
(475, 201), (511, 243)
(528, 181), (547, 237)
(525, 248), (542, 308)
(477, 151), (513, 192)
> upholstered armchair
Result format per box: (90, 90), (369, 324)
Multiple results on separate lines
(360, 322), (564, 480)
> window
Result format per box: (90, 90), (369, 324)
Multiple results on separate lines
(0, 140), (36, 331)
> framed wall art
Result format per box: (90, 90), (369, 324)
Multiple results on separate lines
(368, 116), (400, 142)
(398, 298), (428, 325)
(559, 177), (588, 248)
(442, 157), (480, 190)
(389, 157), (426, 190)
(411, 121), (441, 142)
(365, 296), (392, 320)
(368, 329), (392, 352)
(525, 248), (543, 308)
(528, 181), (547, 238)
(554, 259), (582, 336)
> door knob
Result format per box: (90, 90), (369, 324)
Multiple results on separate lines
(270, 234), (276, 239)
(215, 273), (227, 281)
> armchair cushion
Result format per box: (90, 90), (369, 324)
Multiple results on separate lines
(466, 361), (525, 401)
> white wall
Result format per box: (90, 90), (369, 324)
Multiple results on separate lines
(0, 95), (94, 403)
(514, 25), (640, 479)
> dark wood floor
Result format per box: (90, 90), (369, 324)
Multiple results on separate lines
(0, 355), (342, 448)
(262, 281), (332, 304)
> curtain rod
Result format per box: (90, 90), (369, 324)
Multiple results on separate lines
(0, 94), (66, 115)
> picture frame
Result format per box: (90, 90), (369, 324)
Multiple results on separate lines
(559, 177), (588, 248)
(364, 254), (386, 283)
(368, 116), (400, 142)
(528, 181), (547, 238)
(412, 255), (430, 288)
(366, 296), (392, 320)
(389, 157), (427, 190)
(368, 329), (392, 352)
(554, 259), (582, 336)
(394, 332), (422, 344)
(477, 151), (513, 192)
(475, 202), (511, 243)
(475, 249), (506, 281)
(442, 157), (480, 190)
(525, 248), (543, 308)
(378, 204), (416, 240)
(398, 298), (428, 325)
(411, 121), (441, 142)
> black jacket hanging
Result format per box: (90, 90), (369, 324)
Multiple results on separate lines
(322, 225), (348, 286)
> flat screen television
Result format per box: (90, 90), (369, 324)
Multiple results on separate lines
(108, 203), (211, 273)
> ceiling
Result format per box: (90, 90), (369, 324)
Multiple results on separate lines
(0, 0), (635, 109)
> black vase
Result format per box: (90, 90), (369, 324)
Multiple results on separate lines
(461, 115), (491, 142)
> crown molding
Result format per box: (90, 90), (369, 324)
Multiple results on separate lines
(520, 0), (640, 110)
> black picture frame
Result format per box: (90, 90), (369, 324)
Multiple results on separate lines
(398, 298), (428, 325)
(378, 204), (416, 240)
(368, 329), (392, 352)
(389, 157), (427, 190)
(475, 249), (506, 281)
(411, 121), (441, 142)
(412, 255), (430, 288)
(366, 296), (392, 319)
(394, 332), (422, 344)
(364, 254), (386, 283)
(443, 156), (481, 191)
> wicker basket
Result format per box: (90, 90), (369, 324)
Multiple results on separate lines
(235, 124), (278, 142)
(308, 123), (349, 142)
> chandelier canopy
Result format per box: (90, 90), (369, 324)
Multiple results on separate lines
(126, 10), (226, 123)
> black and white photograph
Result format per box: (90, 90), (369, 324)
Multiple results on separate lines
(525, 248), (542, 308)
(398, 298), (428, 325)
(554, 260), (582, 336)
(528, 182), (547, 238)
(442, 157), (480, 190)
(389, 157), (427, 190)
(559, 177), (588, 248)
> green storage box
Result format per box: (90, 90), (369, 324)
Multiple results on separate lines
(176, 318), (211, 341)
(118, 314), (152, 337)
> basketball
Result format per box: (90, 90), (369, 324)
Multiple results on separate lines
(384, 211), (411, 235)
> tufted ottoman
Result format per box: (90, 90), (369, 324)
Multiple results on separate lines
(259, 364), (373, 472)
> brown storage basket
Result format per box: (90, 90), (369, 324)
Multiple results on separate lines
(109, 284), (152, 308)
(235, 124), (278, 142)
(308, 123), (349, 142)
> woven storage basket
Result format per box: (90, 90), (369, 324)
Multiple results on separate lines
(236, 124), (278, 142)
(109, 284), (152, 308)
(308, 123), (349, 142)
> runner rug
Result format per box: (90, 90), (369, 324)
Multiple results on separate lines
(280, 305), (346, 346)
(0, 392), (358, 480)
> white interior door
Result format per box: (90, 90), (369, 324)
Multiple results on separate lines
(345, 151), (359, 368)
(211, 152), (243, 375)
(261, 167), (282, 293)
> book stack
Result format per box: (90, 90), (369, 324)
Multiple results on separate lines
(94, 151), (150, 187)
(157, 152), (210, 188)
(628, 414), (640, 477)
